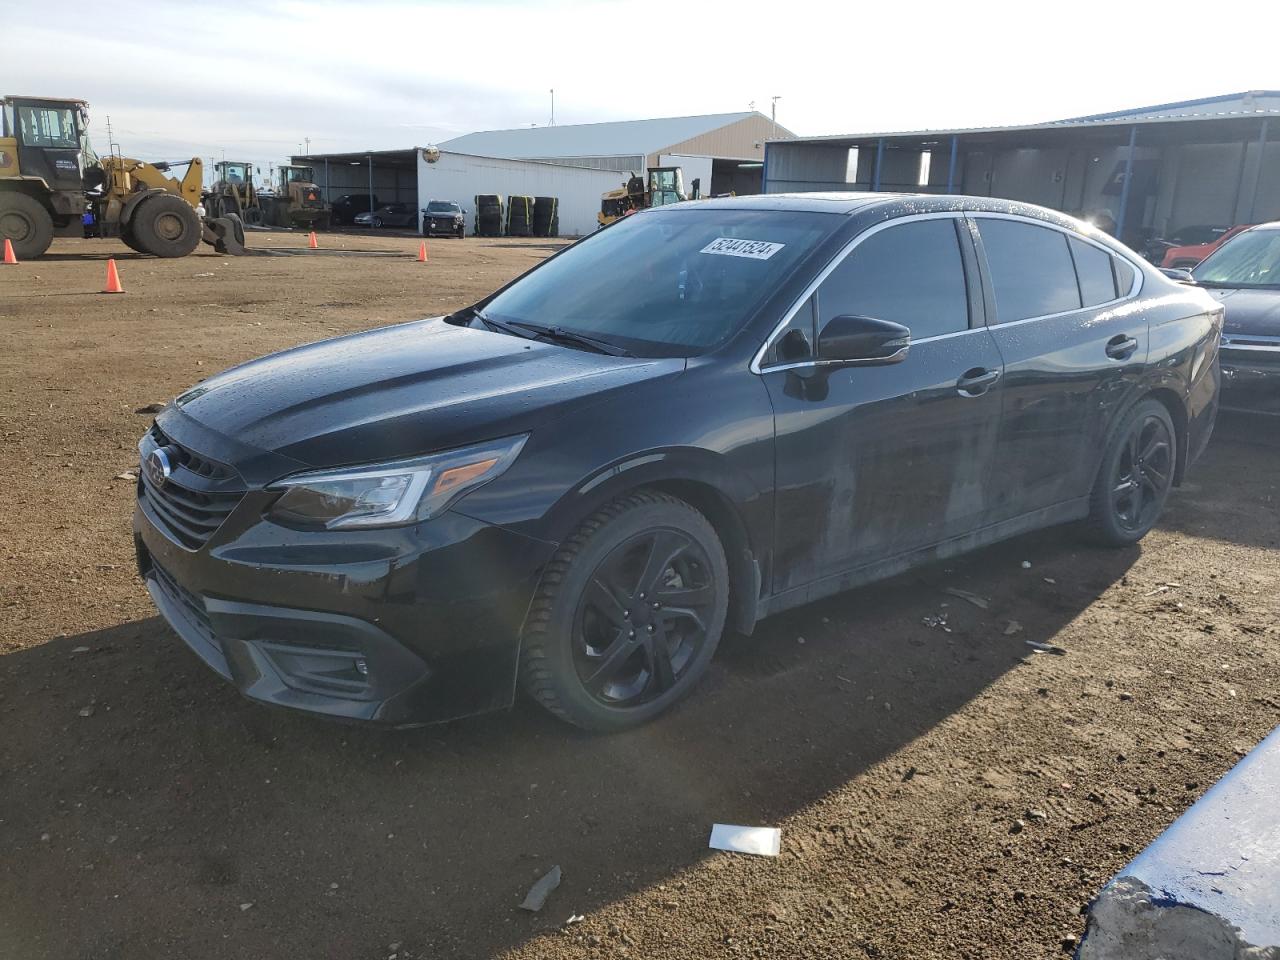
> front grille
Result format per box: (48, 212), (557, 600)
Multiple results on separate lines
(140, 426), (245, 550)
(150, 562), (214, 641)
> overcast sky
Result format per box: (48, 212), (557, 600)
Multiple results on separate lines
(5, 0), (1275, 183)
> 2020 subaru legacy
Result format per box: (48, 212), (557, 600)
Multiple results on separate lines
(133, 193), (1222, 731)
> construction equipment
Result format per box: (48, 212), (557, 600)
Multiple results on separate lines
(259, 164), (330, 230)
(596, 166), (698, 229)
(0, 94), (247, 258)
(204, 161), (262, 225)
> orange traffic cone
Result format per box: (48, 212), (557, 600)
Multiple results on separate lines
(2, 238), (17, 265)
(103, 258), (124, 294)
(308, 231), (318, 249)
(417, 241), (427, 262)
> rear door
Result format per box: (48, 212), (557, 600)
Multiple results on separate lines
(761, 214), (1006, 594)
(971, 215), (1149, 522)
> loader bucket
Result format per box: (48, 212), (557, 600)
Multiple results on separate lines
(202, 214), (248, 255)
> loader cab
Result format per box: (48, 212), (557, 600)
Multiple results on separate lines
(281, 164), (314, 186)
(1, 96), (89, 192)
(646, 167), (685, 208)
(216, 161), (252, 186)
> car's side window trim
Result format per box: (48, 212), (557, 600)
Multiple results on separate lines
(752, 211), (969, 375)
(964, 212), (1145, 330)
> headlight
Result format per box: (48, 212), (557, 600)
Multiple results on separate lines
(266, 435), (527, 529)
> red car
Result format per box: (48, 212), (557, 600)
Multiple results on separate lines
(1162, 224), (1254, 268)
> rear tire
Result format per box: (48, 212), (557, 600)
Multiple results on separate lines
(129, 194), (201, 258)
(0, 191), (55, 259)
(119, 223), (146, 253)
(520, 491), (729, 732)
(1086, 398), (1177, 546)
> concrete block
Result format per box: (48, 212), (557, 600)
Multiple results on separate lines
(1079, 724), (1280, 959)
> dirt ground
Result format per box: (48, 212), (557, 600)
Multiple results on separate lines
(1, 233), (1278, 960)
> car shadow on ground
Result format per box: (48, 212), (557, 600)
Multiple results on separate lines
(0, 522), (1143, 959)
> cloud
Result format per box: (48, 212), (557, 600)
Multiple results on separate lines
(5, 0), (1272, 183)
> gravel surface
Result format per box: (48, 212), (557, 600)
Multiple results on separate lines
(1, 235), (1277, 960)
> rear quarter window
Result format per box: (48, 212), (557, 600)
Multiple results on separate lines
(1069, 237), (1119, 306)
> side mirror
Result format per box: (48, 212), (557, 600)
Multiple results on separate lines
(1159, 267), (1195, 284)
(818, 315), (911, 364)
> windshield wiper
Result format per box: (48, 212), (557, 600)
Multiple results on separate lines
(473, 309), (539, 340)
(508, 321), (635, 357)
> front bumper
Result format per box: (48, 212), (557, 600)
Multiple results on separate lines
(1221, 340), (1280, 415)
(423, 218), (464, 236)
(134, 493), (556, 726)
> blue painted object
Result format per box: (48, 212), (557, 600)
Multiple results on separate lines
(1081, 723), (1280, 956)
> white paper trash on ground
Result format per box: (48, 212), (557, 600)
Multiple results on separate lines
(709, 824), (781, 857)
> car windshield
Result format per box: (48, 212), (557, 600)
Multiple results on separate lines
(427, 202), (459, 213)
(1173, 225), (1228, 245)
(477, 208), (837, 356)
(1192, 229), (1280, 287)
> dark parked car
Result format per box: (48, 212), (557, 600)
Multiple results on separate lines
(1183, 222), (1280, 414)
(330, 193), (379, 226)
(133, 194), (1222, 732)
(355, 202), (418, 229)
(422, 200), (465, 238)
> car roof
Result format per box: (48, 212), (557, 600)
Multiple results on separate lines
(669, 191), (1100, 233)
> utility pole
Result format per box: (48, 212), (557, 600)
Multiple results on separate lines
(304, 136), (311, 155)
(550, 89), (555, 126)
(771, 96), (781, 141)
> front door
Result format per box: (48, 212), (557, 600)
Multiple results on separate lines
(760, 214), (1006, 596)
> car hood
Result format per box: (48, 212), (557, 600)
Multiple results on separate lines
(424, 210), (461, 218)
(1206, 288), (1280, 337)
(163, 318), (680, 474)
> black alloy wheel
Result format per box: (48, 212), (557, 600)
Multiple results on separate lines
(1088, 398), (1177, 545)
(520, 491), (729, 731)
(573, 528), (717, 706)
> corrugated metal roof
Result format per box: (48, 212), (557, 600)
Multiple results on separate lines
(439, 112), (762, 159)
(772, 91), (1280, 145)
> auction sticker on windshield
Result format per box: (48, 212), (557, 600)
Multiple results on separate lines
(700, 238), (785, 260)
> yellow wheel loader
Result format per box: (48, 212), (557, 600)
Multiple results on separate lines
(205, 161), (263, 226)
(258, 164), (331, 230)
(596, 166), (698, 229)
(0, 95), (246, 259)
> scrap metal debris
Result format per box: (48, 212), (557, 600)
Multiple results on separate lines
(921, 612), (952, 632)
(519, 865), (561, 912)
(1025, 640), (1067, 656)
(943, 587), (990, 609)
(709, 824), (781, 857)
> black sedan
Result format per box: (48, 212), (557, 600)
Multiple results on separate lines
(422, 200), (465, 238)
(133, 194), (1222, 732)
(1184, 222), (1280, 415)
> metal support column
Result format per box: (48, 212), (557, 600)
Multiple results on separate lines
(1114, 125), (1137, 241)
(367, 156), (374, 220)
(946, 135), (958, 194)
(1247, 118), (1270, 222)
(872, 138), (885, 192)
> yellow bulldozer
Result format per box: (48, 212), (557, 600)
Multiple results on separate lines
(204, 160), (263, 226)
(0, 94), (246, 259)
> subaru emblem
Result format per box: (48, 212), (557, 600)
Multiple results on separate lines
(145, 447), (174, 488)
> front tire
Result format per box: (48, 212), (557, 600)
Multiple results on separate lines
(0, 191), (55, 259)
(520, 491), (729, 732)
(129, 194), (201, 257)
(1087, 398), (1177, 546)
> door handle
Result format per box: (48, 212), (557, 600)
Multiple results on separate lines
(956, 367), (1001, 397)
(1106, 334), (1139, 361)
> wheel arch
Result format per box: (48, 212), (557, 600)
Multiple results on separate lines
(1094, 387), (1189, 492)
(1145, 387), (1189, 486)
(533, 452), (766, 637)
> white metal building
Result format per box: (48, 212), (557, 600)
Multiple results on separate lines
(417, 151), (623, 236)
(439, 111), (794, 197)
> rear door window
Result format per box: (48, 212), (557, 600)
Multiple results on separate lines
(817, 218), (970, 340)
(1069, 237), (1119, 306)
(977, 219), (1082, 323)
